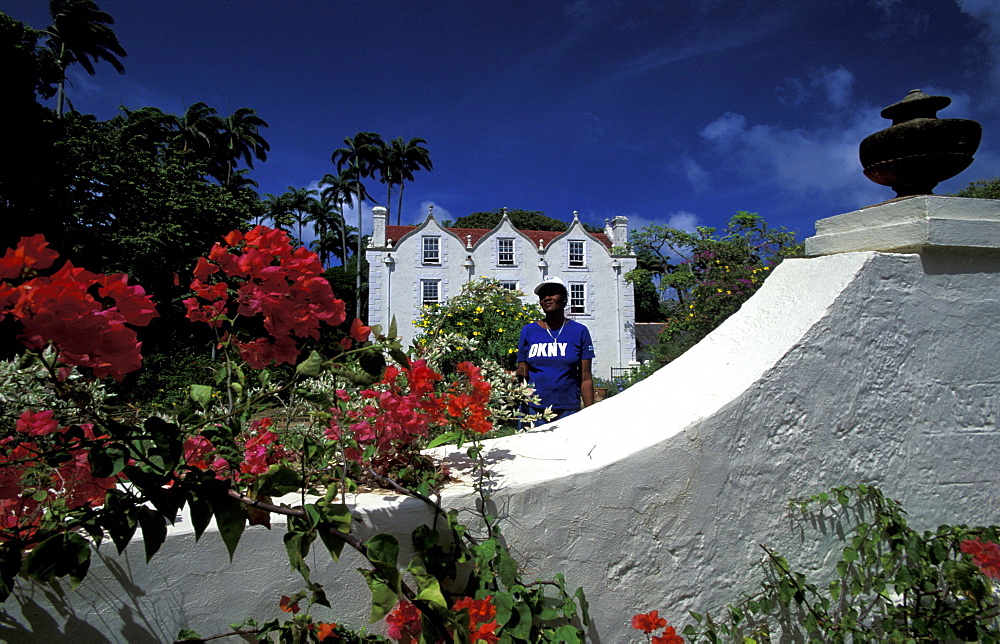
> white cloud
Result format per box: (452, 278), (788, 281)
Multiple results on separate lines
(954, 0), (1000, 97)
(679, 157), (709, 191)
(817, 67), (854, 108)
(667, 211), (700, 232)
(698, 77), (891, 208)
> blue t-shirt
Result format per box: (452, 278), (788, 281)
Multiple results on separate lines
(517, 320), (595, 411)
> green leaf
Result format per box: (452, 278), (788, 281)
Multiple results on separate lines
(359, 569), (398, 623)
(412, 524), (438, 551)
(176, 628), (202, 641)
(190, 384), (214, 409)
(574, 587), (590, 627)
(359, 347), (387, 378)
(406, 557), (448, 608)
(0, 544), (22, 602)
(427, 431), (463, 449)
(498, 549), (518, 588)
(102, 490), (138, 553)
(296, 350), (324, 377)
(208, 491), (246, 560)
(137, 507), (168, 562)
(388, 316), (398, 340)
(505, 602), (532, 640)
(24, 532), (91, 587)
(493, 591), (515, 626)
(389, 348), (410, 370)
(843, 546), (858, 563)
(188, 493), (213, 540)
(366, 533), (400, 569)
(255, 464), (303, 497)
(284, 529), (315, 580)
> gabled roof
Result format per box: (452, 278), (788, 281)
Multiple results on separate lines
(385, 225), (612, 249)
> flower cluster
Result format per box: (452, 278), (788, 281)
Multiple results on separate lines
(632, 610), (683, 643)
(326, 360), (492, 464)
(961, 538), (1000, 580)
(0, 410), (116, 545)
(0, 234), (158, 381)
(181, 417), (286, 483)
(184, 226), (346, 368)
(386, 596), (499, 644)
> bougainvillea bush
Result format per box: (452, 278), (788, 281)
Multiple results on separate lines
(0, 228), (589, 643)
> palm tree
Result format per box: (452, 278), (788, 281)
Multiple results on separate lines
(213, 107), (270, 189)
(263, 192), (294, 231)
(280, 186), (318, 245)
(306, 192), (344, 268)
(115, 105), (174, 154)
(331, 132), (384, 318)
(319, 171), (360, 268)
(172, 101), (222, 159)
(44, 0), (127, 117)
(379, 136), (432, 225)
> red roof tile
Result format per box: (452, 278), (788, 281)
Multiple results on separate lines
(384, 225), (611, 249)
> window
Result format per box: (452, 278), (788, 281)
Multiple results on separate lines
(497, 238), (515, 266)
(422, 237), (440, 264)
(421, 279), (440, 306)
(499, 280), (518, 291)
(570, 283), (586, 314)
(569, 241), (585, 267)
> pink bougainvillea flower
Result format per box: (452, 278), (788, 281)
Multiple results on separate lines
(385, 599), (421, 642)
(961, 538), (1000, 579)
(15, 410), (61, 437)
(632, 610), (668, 634)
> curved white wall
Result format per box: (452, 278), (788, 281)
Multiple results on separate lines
(6, 198), (1000, 643)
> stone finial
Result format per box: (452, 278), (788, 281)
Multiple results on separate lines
(572, 210), (580, 222)
(372, 206), (388, 247)
(860, 89), (981, 197)
(501, 206), (508, 218)
(428, 204), (434, 218)
(538, 238), (544, 250)
(466, 234), (473, 250)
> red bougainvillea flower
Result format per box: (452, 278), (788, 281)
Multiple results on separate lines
(1, 235), (159, 381)
(15, 410), (61, 437)
(315, 622), (337, 641)
(240, 417), (285, 477)
(0, 420), (116, 545)
(350, 317), (371, 343)
(0, 234), (59, 279)
(184, 226), (346, 368)
(961, 538), (1000, 579)
(385, 599), (421, 643)
(278, 595), (300, 614)
(453, 595), (500, 644)
(652, 625), (685, 644)
(632, 610), (668, 634)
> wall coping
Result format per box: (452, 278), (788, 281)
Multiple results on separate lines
(805, 195), (1000, 256)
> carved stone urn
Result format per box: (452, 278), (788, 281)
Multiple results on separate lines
(859, 89), (981, 197)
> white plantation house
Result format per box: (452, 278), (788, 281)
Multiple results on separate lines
(365, 206), (638, 378)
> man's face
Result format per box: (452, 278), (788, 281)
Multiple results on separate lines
(537, 286), (566, 313)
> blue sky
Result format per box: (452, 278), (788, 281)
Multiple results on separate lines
(7, 0), (1000, 243)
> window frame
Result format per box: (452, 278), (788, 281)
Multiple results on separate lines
(568, 240), (585, 267)
(497, 237), (515, 266)
(422, 236), (440, 265)
(498, 280), (519, 291)
(569, 282), (586, 314)
(421, 279), (441, 306)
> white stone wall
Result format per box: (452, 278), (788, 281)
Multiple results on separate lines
(368, 213), (638, 378)
(8, 199), (1000, 642)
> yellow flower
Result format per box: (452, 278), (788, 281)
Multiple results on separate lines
(498, 328), (504, 332)
(473, 331), (480, 336)
(457, 321), (463, 326)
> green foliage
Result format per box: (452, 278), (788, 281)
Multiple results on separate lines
(953, 177), (1000, 199)
(685, 484), (1000, 643)
(627, 212), (803, 364)
(452, 209), (602, 233)
(414, 278), (540, 371)
(593, 361), (661, 398)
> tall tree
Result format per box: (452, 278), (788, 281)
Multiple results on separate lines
(319, 170), (362, 267)
(280, 186), (318, 245)
(43, 0), (126, 117)
(378, 136), (432, 225)
(331, 132), (384, 319)
(213, 107), (270, 189)
(171, 101), (222, 158)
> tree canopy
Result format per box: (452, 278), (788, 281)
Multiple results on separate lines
(952, 178), (1000, 199)
(451, 209), (602, 233)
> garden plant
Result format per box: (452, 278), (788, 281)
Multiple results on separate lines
(0, 228), (588, 643)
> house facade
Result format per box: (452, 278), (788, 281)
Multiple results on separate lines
(366, 206), (638, 378)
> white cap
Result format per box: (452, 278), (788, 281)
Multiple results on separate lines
(533, 276), (567, 295)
